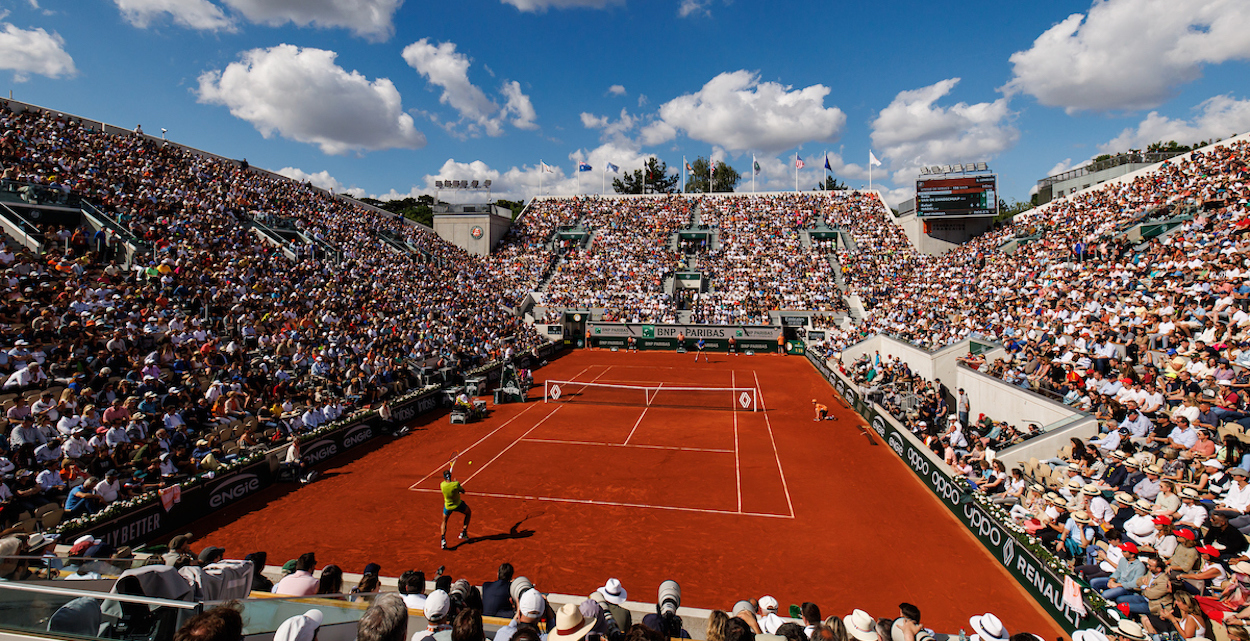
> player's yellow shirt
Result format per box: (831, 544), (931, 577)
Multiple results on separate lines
(441, 480), (464, 510)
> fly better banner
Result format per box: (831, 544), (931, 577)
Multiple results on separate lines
(807, 352), (1111, 634)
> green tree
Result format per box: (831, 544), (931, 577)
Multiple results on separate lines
(996, 198), (1034, 222)
(685, 157), (741, 193)
(612, 157), (680, 194)
(359, 195), (436, 227)
(495, 199), (527, 219)
(814, 176), (847, 191)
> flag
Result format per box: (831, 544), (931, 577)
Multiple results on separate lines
(824, 155), (832, 171)
(710, 159), (717, 174)
(795, 155), (805, 169)
(606, 162), (619, 173)
(541, 161), (554, 173)
(753, 156), (761, 175)
(686, 162), (694, 173)
(579, 162), (592, 172)
(869, 151), (882, 167)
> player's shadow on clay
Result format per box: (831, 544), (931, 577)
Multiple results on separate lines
(451, 517), (540, 550)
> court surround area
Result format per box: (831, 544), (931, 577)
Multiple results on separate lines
(195, 350), (1061, 636)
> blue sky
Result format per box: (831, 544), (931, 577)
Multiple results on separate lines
(2, 0), (1248, 206)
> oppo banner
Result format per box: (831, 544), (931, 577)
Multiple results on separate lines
(804, 352), (1109, 634)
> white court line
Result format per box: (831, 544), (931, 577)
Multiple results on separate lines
(408, 363), (597, 491)
(622, 381), (660, 445)
(464, 365), (613, 484)
(732, 370), (741, 513)
(754, 369), (794, 518)
(409, 487), (793, 519)
(523, 437), (734, 454)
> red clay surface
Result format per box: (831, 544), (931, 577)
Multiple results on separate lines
(197, 350), (1061, 637)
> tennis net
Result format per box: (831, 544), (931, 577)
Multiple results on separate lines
(543, 380), (759, 411)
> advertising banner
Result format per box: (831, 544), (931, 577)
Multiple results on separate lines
(805, 352), (1109, 634)
(587, 323), (781, 351)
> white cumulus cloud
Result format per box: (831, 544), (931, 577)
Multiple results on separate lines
(870, 78), (1018, 184)
(500, 0), (621, 11)
(1100, 94), (1250, 152)
(375, 158), (578, 202)
(196, 44), (425, 155)
(111, 0), (234, 30)
(0, 22), (75, 81)
(276, 167), (365, 197)
(608, 84), (626, 96)
(402, 38), (538, 137)
(1004, 0), (1250, 113)
(654, 70), (846, 153)
(222, 0), (403, 41)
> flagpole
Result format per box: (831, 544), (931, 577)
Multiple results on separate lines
(539, 160), (543, 198)
(682, 156), (686, 194)
(869, 152), (873, 192)
(794, 153), (798, 193)
(601, 164), (605, 196)
(752, 154), (756, 194)
(824, 153), (828, 191)
(577, 161), (581, 195)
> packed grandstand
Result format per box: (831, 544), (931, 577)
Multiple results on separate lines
(2, 94), (1250, 641)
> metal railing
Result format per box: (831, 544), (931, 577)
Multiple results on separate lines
(1036, 151), (1183, 189)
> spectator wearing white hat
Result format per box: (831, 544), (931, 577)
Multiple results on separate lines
(595, 578), (631, 632)
(843, 609), (877, 641)
(495, 589), (547, 641)
(757, 596), (784, 635)
(274, 609), (323, 641)
(413, 589), (452, 641)
(968, 613), (1007, 641)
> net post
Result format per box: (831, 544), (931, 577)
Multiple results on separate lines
(543, 380), (549, 404)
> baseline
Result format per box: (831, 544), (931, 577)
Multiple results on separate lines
(521, 437), (733, 454)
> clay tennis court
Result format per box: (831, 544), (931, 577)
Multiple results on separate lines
(196, 350), (1061, 636)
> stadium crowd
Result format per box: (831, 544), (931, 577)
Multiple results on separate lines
(0, 101), (544, 528)
(541, 196), (689, 323)
(693, 194), (848, 325)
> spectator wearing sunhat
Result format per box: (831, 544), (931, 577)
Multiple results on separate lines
(1091, 542), (1145, 599)
(840, 609), (876, 641)
(548, 603), (595, 641)
(594, 578), (630, 632)
(1076, 529), (1124, 580)
(968, 612), (1007, 641)
(1132, 464), (1162, 501)
(1175, 487), (1207, 528)
(1123, 500), (1158, 546)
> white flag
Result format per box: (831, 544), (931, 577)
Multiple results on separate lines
(540, 161), (554, 173)
(869, 151), (882, 167)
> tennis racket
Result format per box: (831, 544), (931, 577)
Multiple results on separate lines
(448, 450), (461, 476)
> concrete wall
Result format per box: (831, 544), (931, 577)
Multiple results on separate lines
(433, 213), (511, 256)
(893, 212), (998, 256)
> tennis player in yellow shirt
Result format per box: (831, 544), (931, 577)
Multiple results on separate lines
(440, 470), (471, 550)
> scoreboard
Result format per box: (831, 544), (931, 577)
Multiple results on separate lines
(916, 175), (997, 217)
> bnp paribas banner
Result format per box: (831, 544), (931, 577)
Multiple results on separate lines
(587, 323), (781, 351)
(806, 352), (1113, 635)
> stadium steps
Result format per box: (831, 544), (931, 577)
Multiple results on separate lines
(799, 229), (812, 249)
(838, 229), (858, 253)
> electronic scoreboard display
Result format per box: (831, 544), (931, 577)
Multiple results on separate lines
(915, 175), (997, 217)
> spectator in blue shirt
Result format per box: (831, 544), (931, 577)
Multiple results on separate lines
(64, 478), (100, 517)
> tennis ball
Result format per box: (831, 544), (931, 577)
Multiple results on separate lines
(468, 461), (473, 465)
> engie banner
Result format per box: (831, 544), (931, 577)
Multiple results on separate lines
(807, 352), (1112, 634)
